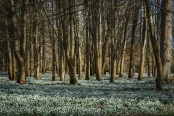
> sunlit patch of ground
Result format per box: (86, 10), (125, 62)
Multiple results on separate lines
(0, 71), (174, 115)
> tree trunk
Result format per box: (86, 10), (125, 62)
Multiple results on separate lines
(8, 43), (13, 80)
(147, 43), (150, 77)
(160, 0), (172, 84)
(86, 14), (90, 80)
(6, 20), (13, 80)
(77, 26), (82, 80)
(25, 39), (29, 77)
(110, 0), (117, 82)
(59, 43), (65, 81)
(116, 59), (120, 75)
(138, 5), (147, 80)
(52, 30), (56, 81)
(9, 0), (25, 84)
(33, 7), (39, 80)
(120, 40), (126, 77)
(14, 40), (26, 84)
(12, 48), (17, 81)
(42, 22), (46, 74)
(110, 36), (116, 82)
(101, 21), (111, 74)
(62, 0), (77, 84)
(144, 0), (162, 90)
(128, 6), (139, 79)
(120, 13), (129, 77)
(29, 41), (33, 77)
(96, 0), (102, 81)
(21, 0), (28, 78)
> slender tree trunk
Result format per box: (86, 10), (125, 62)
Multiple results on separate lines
(25, 39), (29, 76)
(59, 37), (65, 81)
(42, 22), (46, 74)
(33, 7), (39, 80)
(52, 30), (56, 81)
(110, 37), (116, 82)
(6, 20), (13, 80)
(110, 0), (117, 82)
(116, 59), (120, 75)
(90, 43), (94, 75)
(101, 19), (111, 74)
(138, 5), (147, 80)
(12, 48), (17, 81)
(96, 0), (102, 81)
(120, 13), (129, 77)
(144, 0), (162, 90)
(152, 54), (156, 77)
(29, 41), (33, 77)
(128, 6), (139, 79)
(120, 40), (126, 77)
(8, 46), (12, 79)
(62, 0), (77, 84)
(57, 1), (65, 82)
(21, 0), (28, 78)
(147, 40), (150, 77)
(8, 43), (13, 80)
(77, 24), (82, 80)
(51, 0), (56, 81)
(86, 14), (90, 80)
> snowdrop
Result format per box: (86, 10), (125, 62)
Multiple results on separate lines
(0, 71), (174, 115)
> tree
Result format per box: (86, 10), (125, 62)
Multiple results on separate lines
(160, 0), (172, 83)
(9, 0), (26, 84)
(138, 4), (148, 80)
(128, 3), (140, 79)
(85, 0), (90, 80)
(33, 0), (40, 80)
(144, 0), (163, 90)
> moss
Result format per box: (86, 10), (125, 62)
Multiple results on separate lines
(70, 77), (78, 84)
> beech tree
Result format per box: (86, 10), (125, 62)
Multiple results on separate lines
(160, 0), (172, 83)
(0, 0), (173, 90)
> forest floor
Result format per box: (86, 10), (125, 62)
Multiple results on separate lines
(0, 71), (174, 116)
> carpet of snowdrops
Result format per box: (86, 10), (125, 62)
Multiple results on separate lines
(0, 71), (174, 116)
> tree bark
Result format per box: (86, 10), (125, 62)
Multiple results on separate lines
(33, 3), (39, 80)
(120, 12), (129, 77)
(42, 22), (46, 74)
(6, 20), (13, 80)
(160, 0), (172, 83)
(101, 19), (111, 74)
(51, 0), (56, 81)
(138, 5), (147, 80)
(21, 0), (28, 78)
(96, 0), (102, 81)
(12, 47), (17, 81)
(52, 30), (56, 81)
(128, 6), (139, 79)
(144, 0), (163, 90)
(29, 41), (33, 77)
(9, 0), (25, 84)
(85, 1), (90, 80)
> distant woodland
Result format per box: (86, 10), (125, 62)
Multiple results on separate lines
(0, 0), (173, 90)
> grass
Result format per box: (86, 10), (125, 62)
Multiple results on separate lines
(0, 71), (174, 115)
